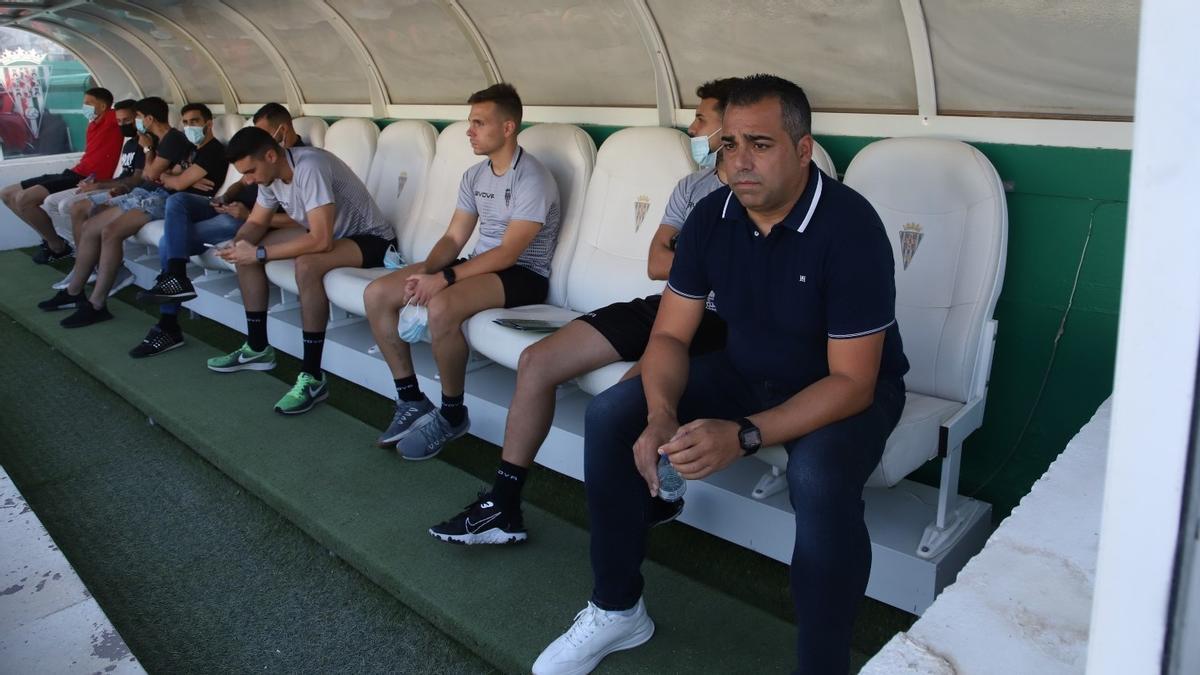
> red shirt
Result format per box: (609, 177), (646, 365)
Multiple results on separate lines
(72, 108), (122, 180)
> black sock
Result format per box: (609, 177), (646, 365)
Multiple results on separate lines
(166, 258), (187, 278)
(492, 461), (528, 509)
(440, 392), (466, 427)
(302, 331), (325, 378)
(245, 311), (268, 352)
(158, 312), (180, 334)
(394, 375), (422, 402)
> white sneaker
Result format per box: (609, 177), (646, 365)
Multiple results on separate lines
(51, 268), (97, 290)
(108, 264), (135, 297)
(532, 598), (654, 675)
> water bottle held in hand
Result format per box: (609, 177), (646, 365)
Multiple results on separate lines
(657, 454), (686, 502)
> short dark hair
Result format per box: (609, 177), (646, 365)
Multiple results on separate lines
(695, 77), (742, 117)
(226, 126), (280, 162)
(84, 87), (113, 107)
(181, 102), (213, 122)
(727, 74), (812, 144)
(467, 83), (522, 126)
(252, 102), (293, 126)
(135, 96), (169, 125)
(113, 98), (136, 112)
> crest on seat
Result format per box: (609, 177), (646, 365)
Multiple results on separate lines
(900, 222), (923, 270)
(634, 195), (651, 232)
(396, 171), (407, 198)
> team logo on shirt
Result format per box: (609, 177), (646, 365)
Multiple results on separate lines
(505, 188), (511, 208)
(899, 222), (924, 270)
(634, 195), (651, 232)
(397, 171), (407, 198)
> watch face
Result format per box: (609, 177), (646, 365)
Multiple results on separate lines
(741, 426), (762, 449)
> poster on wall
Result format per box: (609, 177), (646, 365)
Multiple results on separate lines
(0, 47), (51, 155)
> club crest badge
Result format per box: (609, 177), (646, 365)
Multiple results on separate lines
(634, 195), (651, 232)
(900, 222), (923, 270)
(0, 48), (50, 153)
(396, 171), (407, 198)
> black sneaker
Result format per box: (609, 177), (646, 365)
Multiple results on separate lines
(129, 325), (184, 358)
(136, 272), (196, 305)
(429, 492), (528, 545)
(60, 302), (112, 329)
(38, 289), (84, 311)
(32, 239), (73, 264)
(646, 497), (684, 528)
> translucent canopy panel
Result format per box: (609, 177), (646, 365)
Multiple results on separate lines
(650, 0), (917, 113)
(924, 0), (1138, 118)
(117, 0), (284, 104)
(235, 0), (368, 104)
(67, 4), (220, 104)
(29, 15), (168, 101)
(461, 0), (656, 107)
(327, 0), (487, 105)
(8, 25), (137, 100)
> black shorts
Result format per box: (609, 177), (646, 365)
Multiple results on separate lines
(577, 294), (727, 362)
(348, 234), (395, 269)
(20, 169), (83, 194)
(449, 258), (548, 308)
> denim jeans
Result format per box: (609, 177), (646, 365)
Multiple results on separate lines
(110, 186), (170, 220)
(583, 350), (904, 674)
(157, 191), (241, 315)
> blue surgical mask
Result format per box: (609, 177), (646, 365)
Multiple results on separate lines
(690, 126), (721, 168)
(81, 104), (96, 122)
(183, 126), (205, 144)
(398, 303), (430, 343)
(135, 118), (146, 134)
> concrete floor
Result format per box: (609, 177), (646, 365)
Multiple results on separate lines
(0, 467), (143, 675)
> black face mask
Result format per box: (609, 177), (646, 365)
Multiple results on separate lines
(119, 122), (136, 138)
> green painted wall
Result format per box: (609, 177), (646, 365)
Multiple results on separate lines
(339, 116), (1132, 521)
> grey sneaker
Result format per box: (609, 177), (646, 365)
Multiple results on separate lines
(376, 395), (436, 447)
(397, 410), (470, 461)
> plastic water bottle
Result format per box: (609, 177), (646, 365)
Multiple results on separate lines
(657, 455), (686, 502)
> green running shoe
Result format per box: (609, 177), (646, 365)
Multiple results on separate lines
(207, 343), (276, 373)
(274, 372), (328, 415)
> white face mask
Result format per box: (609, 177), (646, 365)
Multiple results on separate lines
(183, 125), (205, 144)
(690, 126), (721, 168)
(81, 104), (97, 122)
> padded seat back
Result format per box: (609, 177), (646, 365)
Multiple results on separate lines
(365, 120), (438, 244)
(516, 124), (597, 306)
(844, 138), (1007, 404)
(292, 116), (328, 148)
(324, 118), (378, 182)
(811, 140), (838, 179)
(212, 113), (245, 144)
(563, 127), (693, 313)
(403, 121), (480, 263)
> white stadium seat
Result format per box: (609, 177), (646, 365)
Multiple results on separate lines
(212, 113), (245, 144)
(465, 126), (693, 375)
(323, 118), (379, 182)
(512, 123), (597, 307)
(753, 137), (1008, 558)
(292, 116), (328, 149)
(322, 121), (478, 317)
(811, 140), (837, 178)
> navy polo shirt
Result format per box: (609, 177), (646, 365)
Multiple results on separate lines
(667, 163), (909, 391)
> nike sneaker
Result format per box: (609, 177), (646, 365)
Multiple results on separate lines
(206, 343), (276, 373)
(274, 372), (329, 415)
(429, 492), (527, 545)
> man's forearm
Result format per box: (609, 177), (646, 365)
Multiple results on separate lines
(641, 334), (691, 421)
(751, 374), (877, 447)
(450, 245), (520, 280)
(234, 221), (270, 245)
(424, 236), (463, 273)
(264, 232), (331, 260)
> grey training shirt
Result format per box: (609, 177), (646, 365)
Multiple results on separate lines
(455, 146), (561, 277)
(257, 146), (393, 241)
(662, 167), (725, 230)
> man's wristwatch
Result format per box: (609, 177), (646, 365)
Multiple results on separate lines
(736, 418), (762, 456)
(256, 245), (267, 264)
(442, 266), (457, 286)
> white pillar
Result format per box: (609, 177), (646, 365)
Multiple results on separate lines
(1086, 0), (1200, 672)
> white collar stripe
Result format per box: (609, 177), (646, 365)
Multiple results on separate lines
(797, 170), (823, 233)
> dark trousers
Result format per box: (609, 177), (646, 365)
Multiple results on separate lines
(584, 350), (904, 674)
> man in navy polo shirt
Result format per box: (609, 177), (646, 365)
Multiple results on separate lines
(533, 75), (908, 675)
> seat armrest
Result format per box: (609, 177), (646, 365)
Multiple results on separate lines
(938, 396), (987, 457)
